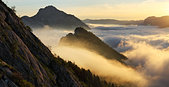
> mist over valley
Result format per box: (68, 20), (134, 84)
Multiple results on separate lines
(32, 23), (169, 87)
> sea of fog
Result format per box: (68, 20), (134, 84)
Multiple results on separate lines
(33, 24), (169, 87)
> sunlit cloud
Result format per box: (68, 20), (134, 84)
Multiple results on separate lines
(53, 46), (148, 87)
(32, 24), (169, 87)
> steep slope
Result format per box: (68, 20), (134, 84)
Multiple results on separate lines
(59, 27), (127, 63)
(0, 1), (79, 86)
(0, 1), (119, 87)
(142, 16), (169, 28)
(21, 6), (90, 30)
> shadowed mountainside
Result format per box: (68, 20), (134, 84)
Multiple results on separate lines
(0, 1), (121, 87)
(21, 6), (90, 30)
(59, 27), (127, 63)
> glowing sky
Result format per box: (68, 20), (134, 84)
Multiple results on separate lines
(2, 0), (169, 20)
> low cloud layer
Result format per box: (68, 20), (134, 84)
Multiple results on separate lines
(122, 39), (169, 87)
(53, 46), (148, 87)
(91, 24), (169, 87)
(33, 24), (169, 87)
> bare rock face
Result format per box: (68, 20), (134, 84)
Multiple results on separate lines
(21, 6), (90, 30)
(0, 1), (53, 86)
(59, 27), (127, 63)
(0, 1), (119, 87)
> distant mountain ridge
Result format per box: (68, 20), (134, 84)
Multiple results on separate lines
(83, 19), (143, 25)
(21, 6), (90, 30)
(59, 27), (127, 63)
(142, 16), (169, 28)
(84, 16), (169, 28)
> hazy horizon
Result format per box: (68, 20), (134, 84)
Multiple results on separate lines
(3, 0), (169, 20)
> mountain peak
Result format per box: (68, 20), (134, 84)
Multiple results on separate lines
(41, 5), (58, 11)
(22, 6), (90, 30)
(44, 5), (57, 9)
(37, 5), (60, 14)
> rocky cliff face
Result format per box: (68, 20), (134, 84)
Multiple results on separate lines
(142, 16), (169, 28)
(21, 6), (90, 30)
(0, 1), (118, 87)
(0, 1), (79, 86)
(59, 27), (127, 63)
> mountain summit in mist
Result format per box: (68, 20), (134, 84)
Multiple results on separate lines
(21, 6), (90, 30)
(59, 27), (127, 63)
